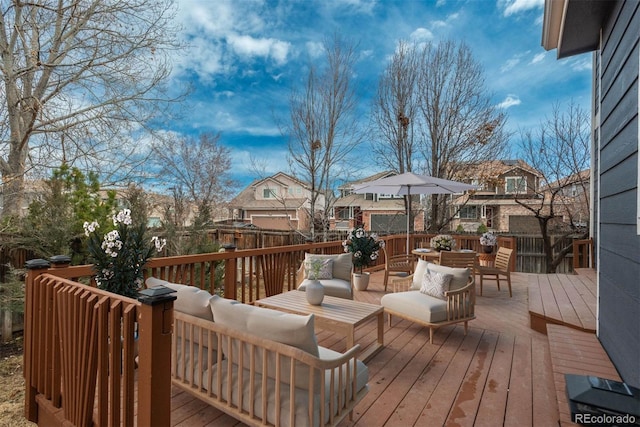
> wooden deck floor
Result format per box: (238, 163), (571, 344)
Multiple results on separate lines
(170, 271), (561, 426)
(528, 269), (597, 334)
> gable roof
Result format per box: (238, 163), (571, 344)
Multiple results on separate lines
(454, 160), (542, 180)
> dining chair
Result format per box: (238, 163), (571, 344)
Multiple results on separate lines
(382, 247), (414, 292)
(476, 247), (513, 297)
(438, 251), (477, 271)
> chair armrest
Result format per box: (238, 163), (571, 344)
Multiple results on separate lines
(391, 275), (414, 292)
(443, 275), (475, 297)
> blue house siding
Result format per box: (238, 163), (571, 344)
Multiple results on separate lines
(597, 0), (640, 388)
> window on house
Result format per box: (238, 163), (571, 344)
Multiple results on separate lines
(335, 207), (351, 220)
(263, 188), (276, 198)
(364, 193), (374, 201)
(505, 176), (526, 194)
(459, 205), (478, 220)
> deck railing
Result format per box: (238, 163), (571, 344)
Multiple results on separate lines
(572, 238), (594, 269)
(23, 261), (176, 426)
(22, 233), (517, 426)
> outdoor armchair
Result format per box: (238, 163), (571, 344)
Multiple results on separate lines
(380, 260), (475, 344)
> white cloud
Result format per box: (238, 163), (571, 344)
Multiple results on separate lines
(571, 57), (592, 72)
(410, 28), (434, 42)
(305, 41), (324, 59)
(498, 94), (521, 109)
(227, 35), (291, 65)
(531, 52), (545, 64)
(501, 58), (520, 73)
(501, 0), (544, 17)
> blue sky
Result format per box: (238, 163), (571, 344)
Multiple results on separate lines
(166, 0), (592, 190)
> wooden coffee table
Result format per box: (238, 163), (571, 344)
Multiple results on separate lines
(256, 291), (384, 362)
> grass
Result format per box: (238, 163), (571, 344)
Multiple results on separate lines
(0, 337), (34, 427)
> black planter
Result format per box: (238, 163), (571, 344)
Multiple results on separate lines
(482, 245), (494, 254)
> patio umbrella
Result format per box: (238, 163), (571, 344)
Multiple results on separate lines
(351, 172), (478, 253)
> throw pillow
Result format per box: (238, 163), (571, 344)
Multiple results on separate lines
(304, 258), (333, 280)
(426, 263), (471, 291)
(420, 270), (452, 300)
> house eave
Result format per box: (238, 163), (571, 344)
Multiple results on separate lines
(542, 0), (614, 59)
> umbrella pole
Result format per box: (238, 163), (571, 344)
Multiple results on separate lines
(406, 186), (411, 254)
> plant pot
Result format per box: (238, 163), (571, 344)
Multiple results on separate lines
(352, 272), (370, 291)
(482, 245), (494, 254)
(305, 279), (324, 305)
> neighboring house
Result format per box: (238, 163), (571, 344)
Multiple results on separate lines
(543, 0), (639, 387)
(331, 171), (425, 233)
(228, 172), (321, 231)
(543, 169), (591, 229)
(450, 159), (544, 233)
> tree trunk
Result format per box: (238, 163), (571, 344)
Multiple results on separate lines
(1, 171), (25, 218)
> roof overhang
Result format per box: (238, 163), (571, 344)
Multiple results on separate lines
(542, 0), (614, 59)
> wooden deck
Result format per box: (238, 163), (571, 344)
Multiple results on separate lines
(170, 271), (561, 426)
(166, 269), (624, 427)
(527, 269), (597, 334)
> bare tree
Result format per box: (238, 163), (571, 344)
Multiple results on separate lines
(152, 132), (235, 227)
(417, 40), (509, 231)
(285, 33), (363, 241)
(371, 40), (421, 174)
(0, 0), (182, 218)
(518, 100), (590, 273)
(370, 41), (421, 231)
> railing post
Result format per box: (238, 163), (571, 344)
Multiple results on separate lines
(136, 287), (177, 427)
(23, 258), (52, 422)
(223, 244), (237, 300)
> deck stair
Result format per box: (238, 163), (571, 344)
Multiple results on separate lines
(529, 269), (624, 426)
(546, 324), (621, 426)
(528, 269), (597, 334)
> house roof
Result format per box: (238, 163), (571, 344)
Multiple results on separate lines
(454, 159), (542, 180)
(344, 171), (396, 188)
(542, 0), (614, 58)
(542, 169), (590, 190)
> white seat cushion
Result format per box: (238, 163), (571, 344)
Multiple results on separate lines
(298, 278), (352, 299)
(203, 348), (368, 427)
(380, 290), (448, 323)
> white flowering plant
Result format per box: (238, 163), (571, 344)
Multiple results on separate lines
(84, 209), (166, 298)
(480, 232), (497, 246)
(430, 234), (456, 251)
(342, 226), (385, 273)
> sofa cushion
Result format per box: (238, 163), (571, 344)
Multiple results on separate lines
(411, 258), (429, 290)
(426, 263), (470, 291)
(210, 295), (319, 357)
(146, 277), (213, 321)
(380, 290), (448, 323)
(304, 258), (333, 279)
(210, 295), (321, 390)
(298, 278), (352, 300)
(304, 253), (352, 282)
(420, 271), (452, 300)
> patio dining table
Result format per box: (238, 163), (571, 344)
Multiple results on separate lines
(411, 248), (477, 262)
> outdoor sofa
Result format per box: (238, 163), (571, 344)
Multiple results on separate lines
(146, 277), (369, 427)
